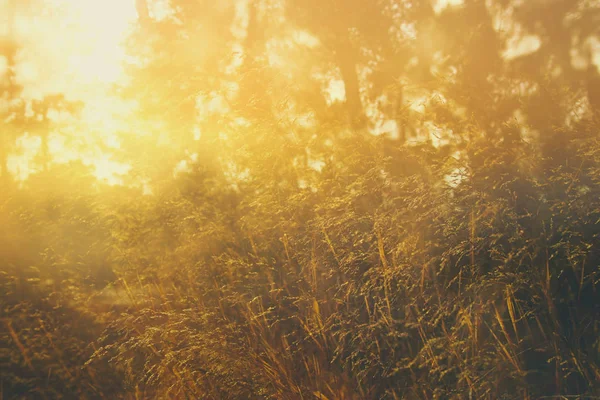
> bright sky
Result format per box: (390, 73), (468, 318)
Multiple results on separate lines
(4, 0), (138, 184)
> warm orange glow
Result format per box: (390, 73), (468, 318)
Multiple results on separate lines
(2, 1), (600, 398)
(2, 0), (599, 187)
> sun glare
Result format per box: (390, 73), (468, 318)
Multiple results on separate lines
(6, 0), (138, 185)
(15, 0), (137, 98)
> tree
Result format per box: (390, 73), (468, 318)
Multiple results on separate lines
(0, 0), (83, 186)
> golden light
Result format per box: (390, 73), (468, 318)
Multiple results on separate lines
(6, 0), (138, 185)
(12, 0), (137, 97)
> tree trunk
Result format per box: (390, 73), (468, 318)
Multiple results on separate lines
(394, 86), (406, 144)
(335, 45), (364, 129)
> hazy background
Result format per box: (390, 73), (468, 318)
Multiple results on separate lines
(1, 0), (600, 398)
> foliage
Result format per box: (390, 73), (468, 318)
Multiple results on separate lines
(1, 0), (600, 399)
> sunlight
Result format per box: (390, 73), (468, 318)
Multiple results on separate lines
(89, 154), (131, 186)
(5, 0), (138, 185)
(3, 1), (600, 398)
(503, 34), (541, 60)
(434, 0), (464, 14)
(6, 133), (41, 181)
(16, 0), (137, 99)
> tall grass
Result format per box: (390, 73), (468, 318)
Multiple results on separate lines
(2, 131), (600, 398)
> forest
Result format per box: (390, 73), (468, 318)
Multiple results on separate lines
(1, 0), (600, 398)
